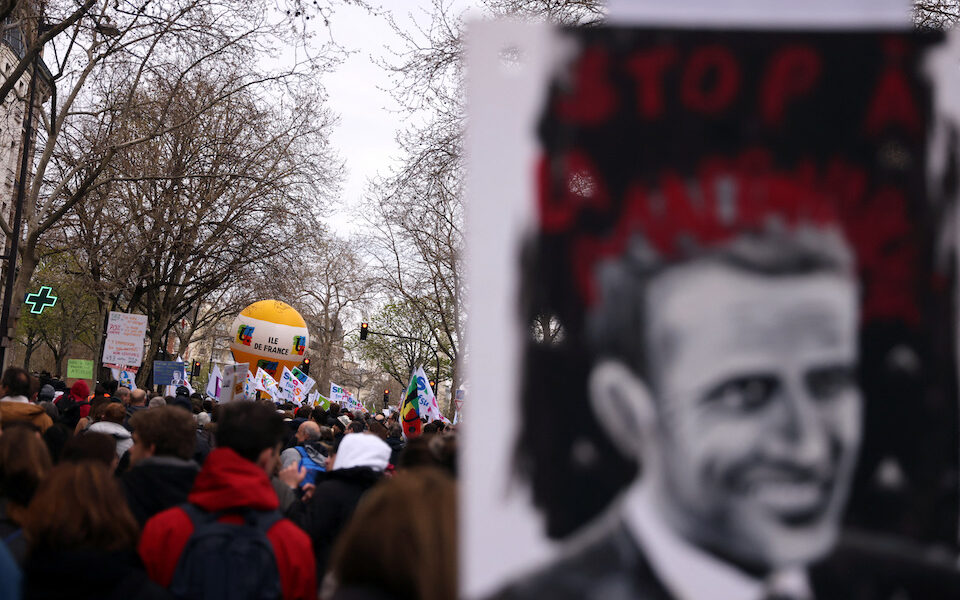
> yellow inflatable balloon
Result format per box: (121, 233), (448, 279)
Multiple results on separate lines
(230, 300), (309, 377)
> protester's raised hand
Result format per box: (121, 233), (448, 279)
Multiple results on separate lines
(278, 462), (306, 489)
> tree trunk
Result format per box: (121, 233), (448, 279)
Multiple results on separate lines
(5, 246), (39, 371)
(22, 342), (34, 370)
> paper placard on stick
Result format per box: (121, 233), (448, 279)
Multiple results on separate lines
(220, 363), (248, 403)
(102, 312), (148, 367)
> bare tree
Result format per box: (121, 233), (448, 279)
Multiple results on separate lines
(363, 1), (596, 400)
(0, 0), (341, 368)
(64, 72), (339, 386)
(294, 229), (372, 391)
(916, 0), (960, 26)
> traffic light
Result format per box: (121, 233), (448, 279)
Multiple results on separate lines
(383, 389), (390, 403)
(429, 380), (436, 390)
(360, 322), (369, 341)
(300, 358), (311, 375)
(191, 361), (201, 376)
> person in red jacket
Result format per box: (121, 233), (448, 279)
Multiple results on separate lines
(139, 401), (316, 600)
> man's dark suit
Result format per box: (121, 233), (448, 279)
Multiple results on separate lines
(488, 520), (960, 600)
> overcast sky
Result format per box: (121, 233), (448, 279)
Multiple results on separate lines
(320, 0), (451, 234)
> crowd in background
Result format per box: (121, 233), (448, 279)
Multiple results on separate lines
(0, 366), (457, 600)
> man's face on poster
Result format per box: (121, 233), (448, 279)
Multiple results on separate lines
(641, 260), (862, 570)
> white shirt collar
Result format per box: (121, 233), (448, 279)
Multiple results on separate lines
(622, 481), (810, 600)
(1, 395), (29, 404)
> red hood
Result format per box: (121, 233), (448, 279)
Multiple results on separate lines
(69, 380), (89, 402)
(187, 447), (279, 512)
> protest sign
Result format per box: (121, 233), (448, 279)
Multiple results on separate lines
(67, 359), (93, 380)
(412, 366), (442, 422)
(257, 367), (283, 401)
(464, 15), (960, 599)
(329, 382), (352, 405)
(313, 393), (330, 410)
(219, 363), (247, 403)
(292, 367), (316, 394)
(206, 365), (222, 399)
(153, 361), (187, 387)
(102, 312), (148, 367)
(244, 371), (257, 400)
(111, 368), (138, 390)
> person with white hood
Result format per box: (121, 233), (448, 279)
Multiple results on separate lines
(86, 403), (133, 461)
(289, 432), (391, 582)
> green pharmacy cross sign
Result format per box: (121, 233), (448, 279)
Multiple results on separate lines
(24, 286), (58, 314)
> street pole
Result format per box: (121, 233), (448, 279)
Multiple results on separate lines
(0, 53), (39, 371)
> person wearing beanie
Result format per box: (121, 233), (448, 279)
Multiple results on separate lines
(289, 433), (391, 580)
(37, 385), (55, 404)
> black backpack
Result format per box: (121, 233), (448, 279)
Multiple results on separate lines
(168, 503), (283, 600)
(59, 399), (89, 429)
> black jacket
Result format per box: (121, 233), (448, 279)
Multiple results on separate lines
(289, 466), (383, 579)
(384, 437), (404, 465)
(120, 456), (199, 526)
(490, 519), (960, 600)
(23, 548), (172, 600)
(124, 405), (147, 430)
(194, 429), (214, 464)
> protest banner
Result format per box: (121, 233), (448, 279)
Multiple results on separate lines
(219, 363), (248, 403)
(67, 359), (94, 380)
(292, 367), (316, 394)
(244, 371), (258, 401)
(102, 312), (148, 367)
(153, 361), (187, 387)
(412, 366), (442, 422)
(257, 367), (283, 401)
(313, 392), (330, 410)
(463, 10), (960, 599)
(400, 374), (421, 440)
(206, 365), (222, 399)
(329, 382), (352, 405)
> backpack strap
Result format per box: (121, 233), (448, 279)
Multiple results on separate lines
(245, 508), (282, 534)
(178, 503), (220, 528)
(179, 502), (281, 533)
(294, 446), (308, 461)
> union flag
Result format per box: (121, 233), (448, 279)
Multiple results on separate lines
(400, 374), (421, 440)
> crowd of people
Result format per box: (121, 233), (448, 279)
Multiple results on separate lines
(0, 366), (457, 600)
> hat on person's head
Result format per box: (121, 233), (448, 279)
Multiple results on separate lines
(175, 386), (190, 397)
(337, 415), (351, 428)
(38, 384), (55, 402)
(333, 433), (391, 472)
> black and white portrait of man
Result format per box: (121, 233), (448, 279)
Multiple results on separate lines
(471, 26), (960, 600)
(497, 228), (863, 600)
